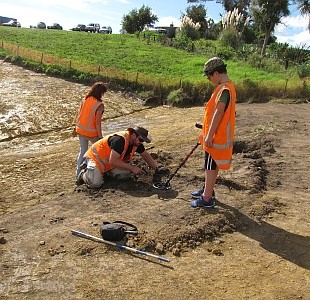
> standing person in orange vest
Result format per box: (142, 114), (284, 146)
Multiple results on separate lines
(190, 57), (236, 208)
(74, 82), (107, 180)
(76, 126), (158, 189)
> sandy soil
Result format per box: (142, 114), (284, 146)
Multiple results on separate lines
(0, 61), (309, 300)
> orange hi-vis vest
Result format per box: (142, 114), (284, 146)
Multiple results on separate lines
(84, 131), (137, 174)
(76, 96), (103, 138)
(200, 81), (236, 170)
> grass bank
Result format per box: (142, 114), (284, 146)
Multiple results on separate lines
(0, 27), (308, 103)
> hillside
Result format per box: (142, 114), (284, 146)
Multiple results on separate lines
(0, 26), (301, 84)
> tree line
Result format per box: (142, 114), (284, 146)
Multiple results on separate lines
(120, 0), (310, 56)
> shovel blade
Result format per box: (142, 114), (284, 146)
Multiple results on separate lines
(152, 182), (172, 190)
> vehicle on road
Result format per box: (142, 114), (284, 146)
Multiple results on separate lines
(47, 23), (63, 30)
(1, 20), (21, 27)
(85, 23), (100, 33)
(99, 26), (112, 34)
(30, 22), (46, 29)
(71, 24), (86, 31)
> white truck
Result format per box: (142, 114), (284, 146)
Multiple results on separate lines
(85, 23), (100, 33)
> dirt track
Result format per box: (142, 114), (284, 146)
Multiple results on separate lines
(0, 61), (309, 299)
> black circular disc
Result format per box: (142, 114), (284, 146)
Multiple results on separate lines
(152, 182), (172, 190)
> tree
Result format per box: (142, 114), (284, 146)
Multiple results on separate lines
(294, 0), (310, 32)
(177, 15), (201, 40)
(183, 4), (209, 37)
(220, 7), (251, 48)
(222, 0), (251, 15)
(121, 5), (158, 34)
(251, 0), (289, 56)
(187, 0), (251, 15)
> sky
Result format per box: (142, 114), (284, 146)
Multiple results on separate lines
(1, 0), (309, 47)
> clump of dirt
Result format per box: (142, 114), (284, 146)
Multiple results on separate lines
(249, 196), (285, 220)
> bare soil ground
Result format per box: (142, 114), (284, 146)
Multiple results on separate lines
(0, 61), (309, 300)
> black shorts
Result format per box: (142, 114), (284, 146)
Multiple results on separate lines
(205, 151), (217, 170)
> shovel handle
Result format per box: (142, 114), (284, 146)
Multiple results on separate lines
(124, 230), (138, 235)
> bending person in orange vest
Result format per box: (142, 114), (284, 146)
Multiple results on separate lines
(190, 57), (236, 208)
(76, 126), (157, 189)
(74, 82), (107, 179)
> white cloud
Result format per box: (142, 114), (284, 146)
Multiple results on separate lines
(275, 15), (307, 34)
(275, 14), (310, 46)
(276, 30), (310, 47)
(280, 15), (308, 30)
(1, 0), (125, 30)
(157, 17), (181, 27)
(49, 0), (109, 14)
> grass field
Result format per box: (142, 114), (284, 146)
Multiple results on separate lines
(0, 26), (308, 102)
(0, 27), (296, 82)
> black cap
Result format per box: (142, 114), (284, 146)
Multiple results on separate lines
(127, 126), (152, 143)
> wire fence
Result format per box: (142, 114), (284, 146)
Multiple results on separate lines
(1, 40), (308, 102)
(0, 41), (183, 96)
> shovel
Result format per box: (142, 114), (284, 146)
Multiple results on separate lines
(153, 142), (200, 190)
(153, 123), (202, 190)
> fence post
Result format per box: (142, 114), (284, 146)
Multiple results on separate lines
(135, 72), (139, 85)
(98, 65), (100, 75)
(40, 53), (44, 64)
(284, 78), (288, 93)
(17, 45), (19, 56)
(69, 60), (72, 69)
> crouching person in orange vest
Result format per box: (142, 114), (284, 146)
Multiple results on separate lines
(75, 126), (157, 189)
(190, 57), (236, 208)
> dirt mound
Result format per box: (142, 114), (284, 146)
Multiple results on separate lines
(70, 134), (281, 256)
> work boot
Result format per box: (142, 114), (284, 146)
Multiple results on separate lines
(75, 169), (85, 186)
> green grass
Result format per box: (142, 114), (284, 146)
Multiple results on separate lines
(0, 26), (296, 83)
(0, 26), (308, 103)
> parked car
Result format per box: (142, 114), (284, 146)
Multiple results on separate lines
(47, 23), (63, 30)
(85, 23), (100, 33)
(71, 24), (86, 31)
(99, 26), (112, 34)
(30, 22), (46, 29)
(1, 20), (21, 27)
